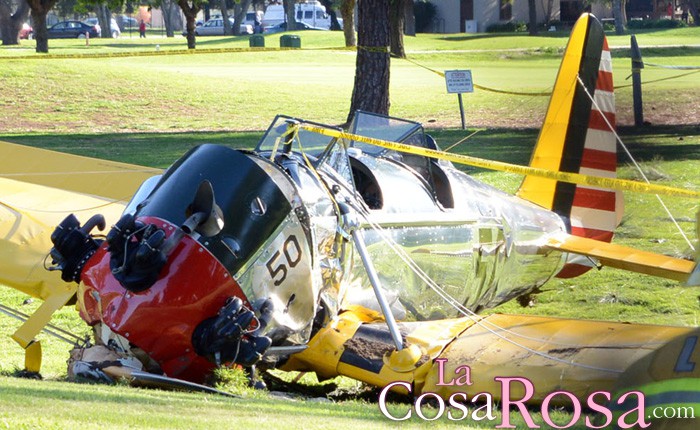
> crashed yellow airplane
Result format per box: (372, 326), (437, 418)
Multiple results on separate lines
(1, 13), (698, 429)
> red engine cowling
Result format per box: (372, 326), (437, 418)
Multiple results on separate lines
(78, 216), (250, 382)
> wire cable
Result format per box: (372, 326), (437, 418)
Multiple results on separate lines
(576, 74), (695, 251)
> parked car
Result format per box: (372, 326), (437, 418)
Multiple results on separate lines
(46, 21), (100, 39)
(118, 16), (139, 30)
(19, 23), (33, 39)
(184, 17), (253, 36)
(84, 17), (121, 38)
(263, 21), (328, 34)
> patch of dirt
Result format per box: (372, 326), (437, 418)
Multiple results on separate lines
(342, 337), (395, 361)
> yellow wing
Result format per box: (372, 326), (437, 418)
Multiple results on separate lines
(0, 140), (161, 299)
(0, 140), (160, 371)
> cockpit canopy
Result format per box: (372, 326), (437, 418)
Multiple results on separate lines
(255, 111), (451, 210)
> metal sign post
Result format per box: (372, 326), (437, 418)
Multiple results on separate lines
(630, 35), (645, 128)
(445, 70), (474, 130)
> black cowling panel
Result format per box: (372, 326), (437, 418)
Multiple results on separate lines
(138, 144), (292, 275)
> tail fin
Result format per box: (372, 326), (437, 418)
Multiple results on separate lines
(516, 14), (622, 277)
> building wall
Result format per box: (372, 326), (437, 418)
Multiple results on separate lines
(474, 0), (502, 32)
(431, 0), (461, 33)
(429, 0), (567, 33)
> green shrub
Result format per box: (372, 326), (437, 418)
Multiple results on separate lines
(603, 21), (616, 31)
(627, 18), (688, 29)
(486, 21), (528, 33)
(209, 366), (255, 395)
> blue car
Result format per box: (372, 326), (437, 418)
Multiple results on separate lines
(47, 21), (100, 39)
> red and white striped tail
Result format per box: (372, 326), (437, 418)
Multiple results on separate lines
(559, 38), (624, 278)
(517, 15), (625, 279)
(569, 40), (622, 243)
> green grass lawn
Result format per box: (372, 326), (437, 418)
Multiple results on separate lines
(0, 25), (699, 429)
(1, 26), (698, 133)
(0, 48), (696, 132)
(1, 124), (698, 429)
(3, 25), (699, 56)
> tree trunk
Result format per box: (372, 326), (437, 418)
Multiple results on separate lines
(340, 0), (356, 47)
(389, 0), (405, 58)
(27, 0), (58, 53)
(347, 0), (390, 124)
(612, 0), (624, 35)
(528, 0), (538, 35)
(161, 0), (178, 37)
(0, 0), (29, 45)
(689, 1), (700, 25)
(95, 3), (112, 38)
(539, 0), (554, 25)
(283, 0), (296, 31)
(320, 0), (342, 30)
(232, 0), (251, 36)
(178, 0), (201, 49)
(221, 0), (232, 35)
(404, 0), (415, 36)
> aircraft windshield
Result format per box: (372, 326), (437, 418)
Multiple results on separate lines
(256, 112), (428, 159)
(347, 111), (426, 155)
(254, 112), (431, 198)
(255, 115), (338, 158)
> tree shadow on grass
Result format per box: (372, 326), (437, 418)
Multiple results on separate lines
(0, 125), (698, 169)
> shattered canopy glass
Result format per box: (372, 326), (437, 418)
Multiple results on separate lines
(255, 112), (428, 158)
(255, 115), (338, 158)
(347, 110), (427, 155)
(254, 112), (432, 201)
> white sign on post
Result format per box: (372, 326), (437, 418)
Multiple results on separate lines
(445, 70), (473, 129)
(445, 70), (474, 94)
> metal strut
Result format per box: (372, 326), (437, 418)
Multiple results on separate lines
(340, 203), (404, 351)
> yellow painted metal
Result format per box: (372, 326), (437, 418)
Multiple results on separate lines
(23, 341), (42, 373)
(0, 140), (160, 202)
(11, 287), (76, 372)
(422, 313), (694, 403)
(1, 178), (124, 372)
(0, 141), (157, 300)
(516, 15), (590, 209)
(286, 311), (694, 403)
(0, 177), (127, 300)
(610, 328), (700, 429)
(690, 212), (700, 285)
(282, 310), (363, 378)
(282, 309), (474, 393)
(547, 233), (697, 284)
(0, 141), (157, 372)
(613, 327), (700, 390)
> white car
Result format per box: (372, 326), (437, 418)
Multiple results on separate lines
(84, 17), (121, 38)
(191, 18), (253, 36)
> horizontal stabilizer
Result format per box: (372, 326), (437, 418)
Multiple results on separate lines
(546, 234), (698, 285)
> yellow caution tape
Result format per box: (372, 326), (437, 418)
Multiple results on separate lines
(402, 56), (700, 95)
(0, 45), (355, 61)
(400, 57), (552, 96)
(617, 69), (700, 89)
(299, 124), (700, 199)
